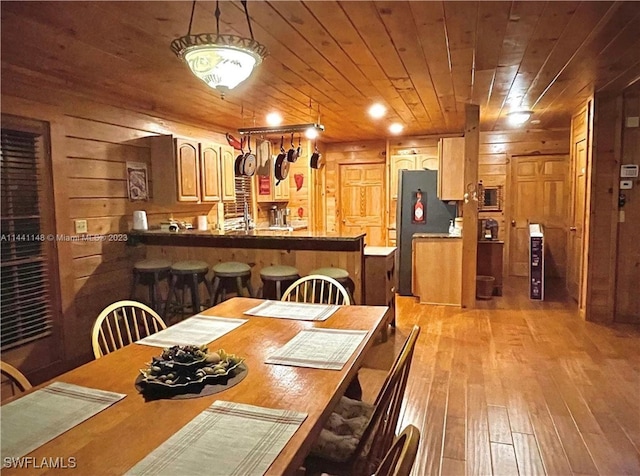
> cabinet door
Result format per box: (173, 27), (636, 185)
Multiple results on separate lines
(199, 142), (221, 202)
(416, 155), (439, 171)
(438, 137), (465, 200)
(220, 145), (237, 202)
(390, 156), (416, 200)
(272, 173), (290, 201)
(175, 138), (200, 202)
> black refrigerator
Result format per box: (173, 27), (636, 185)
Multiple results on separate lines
(396, 169), (457, 295)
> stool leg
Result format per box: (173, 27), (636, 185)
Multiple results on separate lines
(203, 275), (213, 308)
(164, 274), (177, 318)
(191, 273), (201, 314)
(235, 276), (245, 297)
(130, 270), (140, 300)
(245, 277), (255, 298)
(211, 276), (221, 305)
(275, 280), (282, 300)
(149, 271), (160, 312)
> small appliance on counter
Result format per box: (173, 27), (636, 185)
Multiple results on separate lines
(268, 206), (288, 229)
(132, 211), (148, 231)
(478, 218), (499, 240)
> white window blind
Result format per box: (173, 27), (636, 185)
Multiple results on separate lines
(223, 175), (253, 219)
(1, 128), (54, 350)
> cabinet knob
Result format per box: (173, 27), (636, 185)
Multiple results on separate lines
(569, 226), (577, 231)
(511, 220), (516, 227)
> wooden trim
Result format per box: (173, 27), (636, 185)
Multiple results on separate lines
(461, 104), (479, 308)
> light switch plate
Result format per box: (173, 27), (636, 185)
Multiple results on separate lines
(620, 180), (633, 190)
(74, 219), (88, 234)
(626, 116), (639, 128)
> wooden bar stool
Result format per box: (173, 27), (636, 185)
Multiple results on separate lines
(260, 265), (300, 300)
(130, 259), (172, 314)
(310, 267), (356, 303)
(211, 261), (255, 304)
(164, 260), (213, 320)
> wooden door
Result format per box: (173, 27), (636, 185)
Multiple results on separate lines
(567, 140), (587, 300)
(389, 155), (415, 200)
(339, 163), (385, 246)
(220, 145), (236, 202)
(200, 142), (221, 202)
(175, 139), (200, 202)
(509, 155), (568, 277)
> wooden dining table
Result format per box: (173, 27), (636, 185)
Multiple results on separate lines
(2, 297), (388, 476)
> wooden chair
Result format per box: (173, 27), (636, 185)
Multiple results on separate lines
(92, 300), (167, 359)
(305, 325), (421, 476)
(373, 425), (420, 476)
(1, 361), (32, 399)
(282, 275), (351, 305)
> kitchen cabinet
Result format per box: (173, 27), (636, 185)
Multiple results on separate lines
(364, 247), (397, 335)
(412, 236), (462, 306)
(255, 161), (290, 203)
(389, 154), (438, 200)
(220, 145), (236, 202)
(151, 135), (234, 205)
(438, 137), (465, 200)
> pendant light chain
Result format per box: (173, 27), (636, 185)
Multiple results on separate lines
(241, 0), (255, 40)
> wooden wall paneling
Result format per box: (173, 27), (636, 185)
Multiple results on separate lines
(615, 85), (640, 322)
(586, 93), (623, 323)
(462, 104), (479, 308)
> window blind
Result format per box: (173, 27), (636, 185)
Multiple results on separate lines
(1, 128), (53, 350)
(223, 176), (253, 219)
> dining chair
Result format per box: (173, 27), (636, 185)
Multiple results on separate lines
(1, 360), (32, 400)
(91, 300), (167, 359)
(281, 275), (351, 305)
(373, 425), (420, 476)
(305, 325), (421, 475)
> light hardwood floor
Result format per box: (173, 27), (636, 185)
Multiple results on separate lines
(360, 278), (640, 476)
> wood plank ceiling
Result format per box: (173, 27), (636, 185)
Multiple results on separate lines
(1, 1), (639, 142)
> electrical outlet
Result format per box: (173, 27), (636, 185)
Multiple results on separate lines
(75, 219), (88, 234)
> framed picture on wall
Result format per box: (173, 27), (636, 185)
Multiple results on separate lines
(126, 161), (149, 201)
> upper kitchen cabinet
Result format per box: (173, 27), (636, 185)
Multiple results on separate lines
(389, 154), (438, 200)
(151, 135), (234, 205)
(220, 145), (236, 202)
(437, 137), (465, 200)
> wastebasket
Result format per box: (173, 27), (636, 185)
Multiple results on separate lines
(476, 275), (495, 300)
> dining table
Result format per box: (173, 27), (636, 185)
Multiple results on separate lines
(1, 297), (389, 475)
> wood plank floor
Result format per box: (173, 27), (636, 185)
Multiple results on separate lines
(360, 277), (640, 476)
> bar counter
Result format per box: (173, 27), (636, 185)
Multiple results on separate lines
(129, 229), (366, 303)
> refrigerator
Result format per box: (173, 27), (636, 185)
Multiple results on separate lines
(397, 169), (457, 295)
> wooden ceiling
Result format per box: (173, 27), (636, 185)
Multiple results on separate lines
(2, 1), (639, 142)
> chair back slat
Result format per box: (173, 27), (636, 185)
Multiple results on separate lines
(281, 275), (351, 306)
(92, 301), (167, 359)
(351, 325), (420, 475)
(1, 361), (32, 400)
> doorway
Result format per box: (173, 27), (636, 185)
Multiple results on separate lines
(338, 163), (385, 246)
(509, 155), (569, 278)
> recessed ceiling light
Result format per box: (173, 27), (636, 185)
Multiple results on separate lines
(389, 123), (404, 135)
(369, 103), (387, 119)
(266, 112), (282, 126)
(507, 110), (533, 126)
(305, 127), (319, 140)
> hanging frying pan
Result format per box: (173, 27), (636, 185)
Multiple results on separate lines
(226, 132), (243, 150)
(235, 136), (246, 176)
(287, 132), (299, 163)
(242, 135), (256, 176)
(296, 134), (302, 158)
(275, 136), (289, 185)
(310, 141), (324, 169)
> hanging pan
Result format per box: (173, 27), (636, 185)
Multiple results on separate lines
(234, 136), (246, 176)
(310, 141), (324, 169)
(287, 132), (299, 163)
(242, 134), (256, 176)
(274, 135), (290, 185)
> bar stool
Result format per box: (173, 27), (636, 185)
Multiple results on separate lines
(260, 265), (300, 300)
(164, 260), (213, 320)
(310, 267), (356, 303)
(211, 261), (255, 304)
(130, 259), (172, 314)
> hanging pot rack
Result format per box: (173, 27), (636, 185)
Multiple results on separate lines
(237, 123), (325, 136)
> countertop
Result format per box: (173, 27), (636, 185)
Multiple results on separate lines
(128, 229), (366, 252)
(364, 246), (397, 256)
(412, 233), (463, 239)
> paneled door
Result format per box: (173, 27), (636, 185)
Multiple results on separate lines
(567, 140), (587, 301)
(339, 163), (385, 246)
(509, 155), (569, 277)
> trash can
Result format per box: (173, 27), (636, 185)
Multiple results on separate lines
(476, 275), (495, 300)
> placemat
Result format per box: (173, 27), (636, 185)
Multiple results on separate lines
(136, 315), (247, 348)
(244, 300), (340, 321)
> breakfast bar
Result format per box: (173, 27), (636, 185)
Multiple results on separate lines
(129, 230), (366, 304)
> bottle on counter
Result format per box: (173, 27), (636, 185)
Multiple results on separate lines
(449, 220), (455, 235)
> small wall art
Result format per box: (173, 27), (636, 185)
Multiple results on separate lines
(126, 161), (149, 201)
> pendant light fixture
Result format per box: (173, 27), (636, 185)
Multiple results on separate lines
(171, 0), (267, 98)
